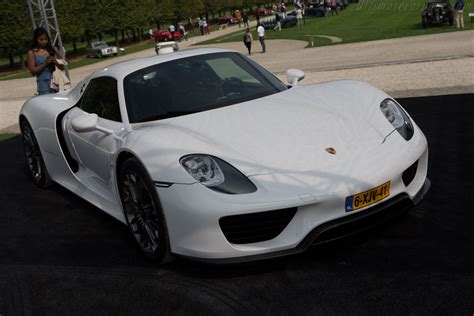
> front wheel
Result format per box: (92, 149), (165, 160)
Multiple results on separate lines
(118, 157), (174, 263)
(20, 119), (52, 188)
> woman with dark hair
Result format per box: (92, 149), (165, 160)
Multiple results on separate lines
(27, 27), (61, 95)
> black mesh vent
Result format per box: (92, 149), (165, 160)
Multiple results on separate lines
(402, 160), (418, 187)
(219, 208), (297, 244)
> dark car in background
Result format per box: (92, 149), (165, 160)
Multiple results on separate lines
(421, 0), (454, 28)
(288, 6), (327, 18)
(261, 15), (298, 29)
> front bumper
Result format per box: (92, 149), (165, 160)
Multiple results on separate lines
(157, 146), (429, 262)
(181, 178), (430, 264)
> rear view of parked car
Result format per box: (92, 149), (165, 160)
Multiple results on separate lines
(86, 41), (118, 58)
(421, 0), (454, 28)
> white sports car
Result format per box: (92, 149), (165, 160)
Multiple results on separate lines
(20, 48), (430, 263)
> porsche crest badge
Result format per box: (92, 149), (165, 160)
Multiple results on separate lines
(325, 147), (336, 155)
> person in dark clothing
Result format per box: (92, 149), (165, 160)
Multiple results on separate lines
(274, 12), (282, 31)
(454, 0), (465, 29)
(242, 28), (253, 55)
(242, 13), (249, 27)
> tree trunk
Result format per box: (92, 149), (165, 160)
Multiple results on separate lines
(115, 29), (119, 48)
(139, 28), (143, 41)
(72, 38), (77, 53)
(19, 53), (25, 69)
(121, 29), (125, 42)
(132, 29), (136, 41)
(8, 53), (14, 68)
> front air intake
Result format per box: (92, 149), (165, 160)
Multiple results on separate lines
(402, 160), (418, 187)
(219, 208), (297, 244)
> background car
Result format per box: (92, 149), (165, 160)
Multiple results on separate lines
(288, 6), (327, 18)
(262, 15), (298, 29)
(19, 48), (429, 264)
(86, 41), (118, 58)
(153, 30), (181, 42)
(255, 7), (274, 16)
(421, 0), (454, 28)
(218, 16), (239, 25)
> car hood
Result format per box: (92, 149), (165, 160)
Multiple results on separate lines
(127, 80), (396, 183)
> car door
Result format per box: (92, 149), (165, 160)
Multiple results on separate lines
(63, 76), (123, 198)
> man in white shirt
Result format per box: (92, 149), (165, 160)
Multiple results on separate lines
(257, 24), (266, 53)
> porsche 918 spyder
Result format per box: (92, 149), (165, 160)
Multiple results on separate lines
(20, 48), (430, 263)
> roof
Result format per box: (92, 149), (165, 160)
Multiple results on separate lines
(92, 47), (235, 80)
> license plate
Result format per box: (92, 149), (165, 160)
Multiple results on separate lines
(345, 181), (390, 212)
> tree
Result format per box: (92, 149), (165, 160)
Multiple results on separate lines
(176, 0), (204, 21)
(0, 1), (31, 68)
(56, 0), (85, 53)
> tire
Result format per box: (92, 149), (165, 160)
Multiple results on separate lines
(20, 119), (53, 188)
(97, 52), (102, 58)
(118, 157), (174, 263)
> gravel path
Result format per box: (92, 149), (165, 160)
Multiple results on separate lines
(1, 28), (473, 133)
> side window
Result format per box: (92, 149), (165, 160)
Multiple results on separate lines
(81, 76), (121, 122)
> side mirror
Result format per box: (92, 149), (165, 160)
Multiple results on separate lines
(286, 68), (305, 86)
(71, 113), (99, 133)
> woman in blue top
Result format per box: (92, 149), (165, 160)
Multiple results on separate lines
(27, 27), (60, 95)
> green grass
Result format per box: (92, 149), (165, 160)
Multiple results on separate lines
(0, 133), (17, 142)
(198, 0), (474, 47)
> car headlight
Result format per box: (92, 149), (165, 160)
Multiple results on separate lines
(380, 98), (414, 141)
(180, 154), (257, 194)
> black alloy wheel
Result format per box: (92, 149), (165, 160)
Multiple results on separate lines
(20, 119), (52, 188)
(118, 157), (173, 263)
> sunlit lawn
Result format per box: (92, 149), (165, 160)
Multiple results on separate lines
(198, 0), (474, 47)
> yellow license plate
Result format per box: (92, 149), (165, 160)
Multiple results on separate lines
(345, 181), (390, 212)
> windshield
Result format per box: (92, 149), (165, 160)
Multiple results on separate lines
(124, 52), (287, 123)
(93, 41), (107, 48)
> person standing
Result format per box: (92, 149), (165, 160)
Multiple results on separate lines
(274, 12), (282, 31)
(148, 27), (154, 43)
(454, 0), (465, 29)
(281, 3), (287, 18)
(235, 10), (242, 28)
(330, 0), (338, 15)
(203, 18), (210, 35)
(242, 28), (253, 55)
(188, 17), (194, 32)
(178, 23), (187, 41)
(243, 13), (249, 27)
(257, 23), (266, 53)
(198, 17), (204, 35)
(27, 27), (61, 95)
(296, 5), (303, 28)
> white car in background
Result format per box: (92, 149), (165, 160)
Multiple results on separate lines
(19, 48), (430, 263)
(86, 40), (118, 58)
